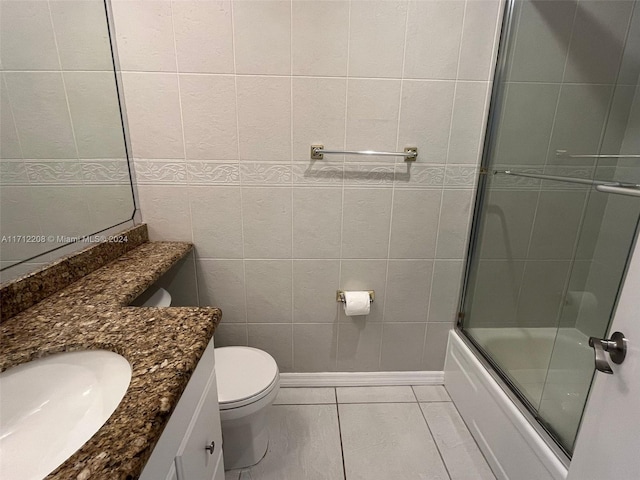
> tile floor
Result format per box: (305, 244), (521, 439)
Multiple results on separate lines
(224, 386), (495, 480)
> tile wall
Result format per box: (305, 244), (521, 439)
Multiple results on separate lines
(112, 0), (503, 372)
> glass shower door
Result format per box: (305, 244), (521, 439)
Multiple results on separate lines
(459, 0), (640, 455)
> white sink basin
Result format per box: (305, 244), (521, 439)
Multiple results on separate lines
(0, 350), (132, 480)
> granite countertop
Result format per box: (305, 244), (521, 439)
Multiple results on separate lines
(0, 241), (222, 480)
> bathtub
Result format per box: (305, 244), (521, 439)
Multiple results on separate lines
(445, 329), (574, 480)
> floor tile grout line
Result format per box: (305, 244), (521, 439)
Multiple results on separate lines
(412, 387), (453, 480)
(335, 400), (348, 480)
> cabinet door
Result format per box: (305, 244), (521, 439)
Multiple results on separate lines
(175, 372), (223, 480)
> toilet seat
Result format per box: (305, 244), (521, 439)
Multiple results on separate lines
(215, 347), (279, 410)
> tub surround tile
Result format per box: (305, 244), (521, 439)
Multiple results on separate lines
(0, 228), (222, 480)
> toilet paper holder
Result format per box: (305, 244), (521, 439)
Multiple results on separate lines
(336, 290), (375, 303)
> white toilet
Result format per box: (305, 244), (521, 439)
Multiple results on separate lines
(214, 346), (280, 470)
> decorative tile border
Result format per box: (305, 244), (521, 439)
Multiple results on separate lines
(25, 161), (83, 184)
(395, 164), (445, 188)
(240, 163), (291, 185)
(445, 165), (478, 187)
(187, 162), (240, 185)
(0, 160), (29, 185)
(81, 160), (131, 184)
(343, 163), (395, 187)
(134, 160), (187, 184)
(292, 162), (343, 186)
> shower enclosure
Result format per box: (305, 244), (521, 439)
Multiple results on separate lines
(458, 0), (640, 456)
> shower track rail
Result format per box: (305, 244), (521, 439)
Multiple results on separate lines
(494, 170), (640, 197)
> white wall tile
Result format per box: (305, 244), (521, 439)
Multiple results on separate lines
(187, 161), (239, 184)
(516, 260), (571, 328)
(477, 190), (538, 260)
(435, 189), (474, 259)
(339, 260), (388, 323)
(153, 252), (199, 306)
(172, 1), (234, 74)
(563, 1), (634, 84)
(457, 0), (501, 81)
(292, 77), (346, 161)
(467, 260), (525, 328)
(136, 185), (192, 241)
(0, 1), (59, 70)
(49, 0), (113, 70)
(121, 73), (184, 158)
(292, 0), (349, 76)
(197, 259), (247, 322)
(190, 186), (243, 258)
(213, 323), (248, 347)
(422, 322), (451, 370)
(380, 323), (426, 371)
(507, 1), (576, 83)
(293, 324), (337, 372)
(398, 80), (455, 164)
(4, 72), (76, 159)
(342, 188), (392, 258)
(245, 260), (293, 323)
(241, 187), (292, 258)
(31, 186), (94, 239)
(447, 81), (490, 165)
(292, 188), (342, 258)
(337, 321), (383, 372)
(389, 189), (442, 259)
(63, 72), (126, 158)
(112, 0), (176, 72)
(232, 0), (291, 75)
(236, 76), (291, 161)
(346, 79), (401, 161)
(428, 260), (464, 323)
(528, 190), (587, 260)
(180, 74), (238, 160)
(293, 260), (340, 323)
(404, 0), (465, 80)
(548, 84), (613, 165)
(248, 323), (293, 372)
(0, 81), (22, 159)
(348, 0), (408, 78)
(494, 82), (560, 166)
(384, 260), (433, 322)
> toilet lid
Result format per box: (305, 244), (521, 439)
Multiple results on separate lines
(215, 347), (279, 408)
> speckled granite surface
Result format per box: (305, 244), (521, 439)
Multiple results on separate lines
(0, 241), (222, 480)
(0, 224), (149, 323)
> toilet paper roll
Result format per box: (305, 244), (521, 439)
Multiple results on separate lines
(343, 291), (371, 316)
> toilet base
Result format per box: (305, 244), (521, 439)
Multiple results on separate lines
(222, 406), (271, 470)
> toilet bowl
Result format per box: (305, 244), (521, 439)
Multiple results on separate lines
(215, 346), (280, 470)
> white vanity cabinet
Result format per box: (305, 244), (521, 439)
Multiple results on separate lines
(140, 338), (224, 480)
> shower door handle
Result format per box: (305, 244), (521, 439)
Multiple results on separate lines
(588, 332), (627, 374)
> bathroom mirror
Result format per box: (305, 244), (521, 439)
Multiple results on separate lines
(0, 0), (136, 279)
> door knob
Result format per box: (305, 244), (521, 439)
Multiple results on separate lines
(588, 331), (627, 374)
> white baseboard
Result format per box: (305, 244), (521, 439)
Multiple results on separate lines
(279, 371), (444, 388)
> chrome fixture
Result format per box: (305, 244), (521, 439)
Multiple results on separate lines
(588, 332), (627, 374)
(311, 145), (418, 161)
(494, 170), (640, 197)
(336, 290), (375, 303)
(555, 150), (640, 159)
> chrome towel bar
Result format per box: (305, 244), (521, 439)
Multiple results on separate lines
(311, 145), (417, 161)
(494, 170), (640, 197)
